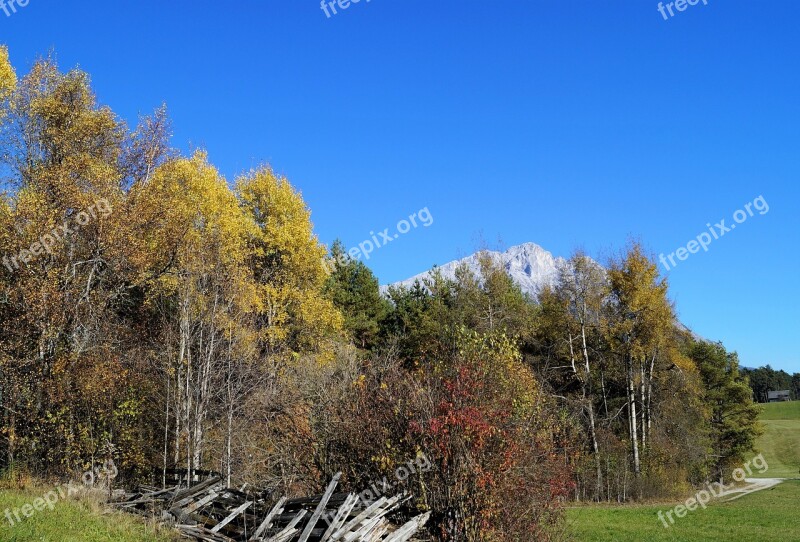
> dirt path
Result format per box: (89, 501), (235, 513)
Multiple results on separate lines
(719, 478), (785, 502)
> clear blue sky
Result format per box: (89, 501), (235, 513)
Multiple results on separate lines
(2, 0), (798, 372)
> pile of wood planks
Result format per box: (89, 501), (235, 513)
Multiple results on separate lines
(113, 472), (430, 542)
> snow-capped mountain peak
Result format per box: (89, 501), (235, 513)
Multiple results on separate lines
(387, 242), (566, 297)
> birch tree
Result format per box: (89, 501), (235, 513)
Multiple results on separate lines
(556, 252), (607, 498)
(606, 243), (673, 480)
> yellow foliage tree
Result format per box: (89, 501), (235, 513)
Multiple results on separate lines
(237, 167), (342, 358)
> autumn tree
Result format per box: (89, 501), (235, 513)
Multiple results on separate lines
(0, 51), (153, 476)
(237, 167), (342, 358)
(126, 152), (257, 479)
(604, 243), (674, 482)
(545, 252), (607, 499)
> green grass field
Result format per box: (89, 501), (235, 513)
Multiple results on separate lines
(751, 400), (800, 479)
(758, 400), (800, 421)
(0, 488), (176, 542)
(567, 480), (800, 542)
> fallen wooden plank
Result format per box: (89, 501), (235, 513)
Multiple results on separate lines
(266, 510), (307, 542)
(343, 515), (388, 542)
(331, 496), (389, 538)
(172, 476), (223, 506)
(251, 497), (286, 540)
(319, 493), (359, 542)
(297, 472), (341, 542)
(332, 494), (407, 540)
(177, 524), (237, 542)
(184, 491), (220, 514)
(210, 501), (253, 533)
(382, 512), (431, 542)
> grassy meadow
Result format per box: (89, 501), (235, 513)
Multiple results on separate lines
(751, 400), (800, 479)
(567, 480), (800, 542)
(0, 487), (176, 542)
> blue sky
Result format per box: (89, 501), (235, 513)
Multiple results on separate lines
(1, 0), (798, 372)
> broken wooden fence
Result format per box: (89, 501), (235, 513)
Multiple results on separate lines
(113, 472), (429, 542)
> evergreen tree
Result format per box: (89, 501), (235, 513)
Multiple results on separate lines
(690, 341), (762, 480)
(324, 240), (389, 350)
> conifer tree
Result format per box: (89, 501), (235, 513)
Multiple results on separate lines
(691, 341), (762, 480)
(323, 240), (388, 350)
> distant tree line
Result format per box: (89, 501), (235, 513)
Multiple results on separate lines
(0, 47), (764, 542)
(742, 365), (800, 402)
